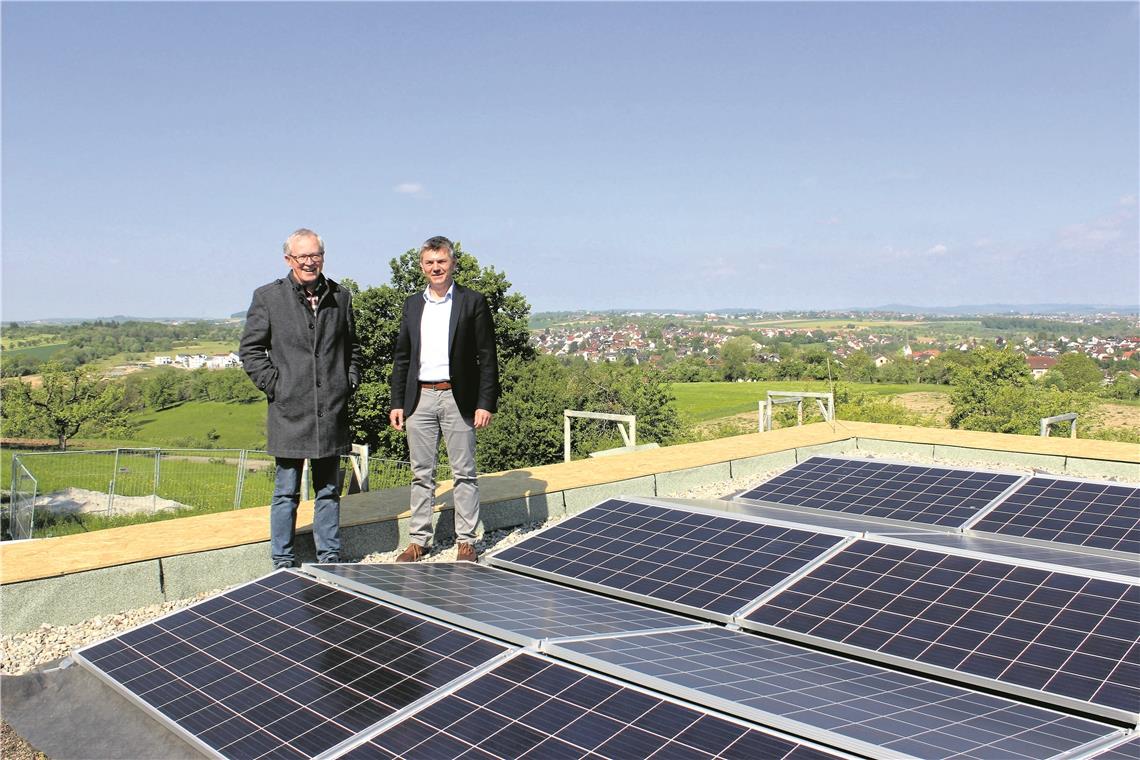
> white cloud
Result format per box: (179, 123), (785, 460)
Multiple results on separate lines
(925, 243), (948, 256)
(1056, 201), (1137, 253)
(394, 182), (428, 198)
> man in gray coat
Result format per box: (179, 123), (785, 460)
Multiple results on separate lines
(240, 228), (362, 568)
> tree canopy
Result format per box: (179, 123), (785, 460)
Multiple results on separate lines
(349, 243), (534, 458)
(1, 364), (127, 449)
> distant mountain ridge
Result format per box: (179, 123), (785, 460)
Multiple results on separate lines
(6, 303), (1136, 325)
(871, 303), (1138, 316)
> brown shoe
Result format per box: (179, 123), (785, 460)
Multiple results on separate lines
(456, 542), (477, 562)
(395, 544), (428, 563)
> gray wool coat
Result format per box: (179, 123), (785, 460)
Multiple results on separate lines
(239, 273), (362, 459)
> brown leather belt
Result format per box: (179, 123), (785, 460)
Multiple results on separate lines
(419, 381), (452, 391)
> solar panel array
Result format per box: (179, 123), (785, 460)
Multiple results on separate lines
(341, 652), (846, 760)
(549, 626), (1118, 760)
(735, 456), (1022, 528)
(78, 572), (508, 759)
(75, 454), (1140, 760)
(972, 477), (1140, 554)
(489, 498), (845, 618)
(304, 562), (703, 645)
(743, 539), (1140, 718)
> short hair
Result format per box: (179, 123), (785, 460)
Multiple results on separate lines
(284, 228), (324, 257)
(420, 235), (455, 260)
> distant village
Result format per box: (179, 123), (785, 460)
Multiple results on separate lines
(532, 310), (1139, 379)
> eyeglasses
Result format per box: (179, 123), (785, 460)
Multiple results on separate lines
(288, 253), (324, 263)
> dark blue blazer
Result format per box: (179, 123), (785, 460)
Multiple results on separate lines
(390, 283), (499, 419)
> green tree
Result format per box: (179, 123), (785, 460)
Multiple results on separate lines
(879, 357), (918, 384)
(351, 243), (533, 456)
(841, 351), (876, 383)
(1047, 353), (1103, 393)
(1104, 372), (1140, 401)
(1, 364), (125, 449)
(948, 347), (1040, 431)
(475, 355), (573, 471)
(143, 368), (185, 409)
(720, 336), (755, 381)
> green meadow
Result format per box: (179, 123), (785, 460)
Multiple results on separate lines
(669, 381), (946, 423)
(1, 342), (69, 362)
(129, 400), (267, 449)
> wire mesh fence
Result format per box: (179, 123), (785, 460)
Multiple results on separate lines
(5, 447), (426, 540)
(367, 457), (452, 491)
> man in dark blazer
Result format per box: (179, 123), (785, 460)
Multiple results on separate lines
(389, 236), (499, 562)
(239, 228), (361, 569)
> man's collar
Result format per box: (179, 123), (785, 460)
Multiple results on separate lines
(288, 272), (327, 293)
(423, 282), (455, 303)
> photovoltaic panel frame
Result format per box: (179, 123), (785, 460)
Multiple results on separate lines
(487, 497), (851, 621)
(872, 530), (1140, 577)
(301, 562), (705, 646)
(968, 476), (1140, 555)
(1087, 734), (1140, 759)
(337, 651), (854, 760)
(547, 626), (1124, 760)
(735, 456), (1024, 529)
(75, 570), (511, 759)
(741, 537), (1140, 723)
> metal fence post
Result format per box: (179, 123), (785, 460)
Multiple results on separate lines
(233, 449), (247, 508)
(108, 448), (121, 514)
(152, 449), (161, 514)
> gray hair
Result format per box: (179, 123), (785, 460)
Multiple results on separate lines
(283, 228), (325, 257)
(420, 235), (455, 261)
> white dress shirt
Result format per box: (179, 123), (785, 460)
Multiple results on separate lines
(418, 284), (453, 381)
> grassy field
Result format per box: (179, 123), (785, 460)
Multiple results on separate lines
(1, 343), (68, 362)
(669, 381), (945, 423)
(129, 400), (267, 449)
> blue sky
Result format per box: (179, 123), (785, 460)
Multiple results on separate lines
(3, 2), (1137, 321)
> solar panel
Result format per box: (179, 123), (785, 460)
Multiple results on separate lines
(339, 652), (851, 760)
(736, 456), (1022, 528)
(742, 539), (1140, 722)
(970, 477), (1140, 554)
(76, 571), (509, 759)
(302, 562), (704, 646)
(488, 498), (847, 621)
(548, 626), (1122, 760)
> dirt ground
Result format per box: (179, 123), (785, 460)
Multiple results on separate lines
(1095, 402), (1140, 430)
(890, 392), (952, 424)
(1, 721), (47, 760)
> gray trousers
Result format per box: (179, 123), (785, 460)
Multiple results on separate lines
(406, 389), (480, 545)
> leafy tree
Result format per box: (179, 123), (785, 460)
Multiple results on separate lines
(143, 368), (186, 409)
(475, 355), (572, 471)
(841, 351), (876, 383)
(1, 364), (125, 449)
(947, 346), (1095, 434)
(1046, 353), (1103, 393)
(351, 243), (533, 456)
(959, 385), (1093, 435)
(1103, 372), (1140, 401)
(720, 336), (755, 381)
(878, 357), (918, 384)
